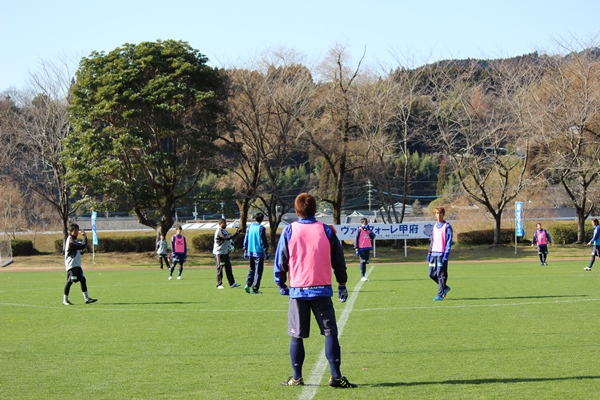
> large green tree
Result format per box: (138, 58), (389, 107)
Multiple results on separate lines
(65, 40), (225, 237)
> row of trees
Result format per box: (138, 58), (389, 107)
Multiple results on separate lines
(1, 38), (599, 246)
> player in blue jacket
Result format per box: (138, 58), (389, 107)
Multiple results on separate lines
(243, 212), (269, 294)
(584, 218), (600, 271)
(427, 207), (453, 301)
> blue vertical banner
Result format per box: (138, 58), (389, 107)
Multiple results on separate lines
(515, 201), (524, 237)
(91, 211), (99, 246)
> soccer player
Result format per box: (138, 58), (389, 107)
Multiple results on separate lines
(156, 234), (170, 270)
(63, 223), (97, 305)
(213, 218), (242, 289)
(243, 213), (269, 294)
(531, 223), (552, 265)
(427, 206), (453, 301)
(275, 193), (357, 389)
(584, 218), (600, 271)
(354, 217), (375, 281)
(169, 226), (187, 280)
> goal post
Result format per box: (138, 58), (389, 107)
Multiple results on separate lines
(0, 238), (13, 267)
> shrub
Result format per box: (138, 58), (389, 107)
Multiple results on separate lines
(548, 222), (594, 244)
(191, 232), (253, 253)
(192, 234), (214, 252)
(12, 240), (37, 256)
(55, 236), (156, 253)
(191, 232), (280, 253)
(456, 229), (526, 245)
(374, 239), (430, 248)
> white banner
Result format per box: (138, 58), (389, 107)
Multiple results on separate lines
(332, 222), (433, 241)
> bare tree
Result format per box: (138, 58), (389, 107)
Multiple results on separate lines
(220, 66), (277, 232)
(526, 41), (600, 242)
(0, 179), (28, 239)
(298, 44), (366, 224)
(426, 59), (537, 244)
(254, 54), (315, 247)
(1, 58), (77, 241)
(221, 50), (314, 239)
(350, 69), (401, 222)
(355, 54), (432, 223)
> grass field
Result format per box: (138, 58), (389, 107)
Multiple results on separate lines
(2, 251), (600, 399)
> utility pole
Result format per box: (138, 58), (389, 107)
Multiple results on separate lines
(367, 180), (373, 212)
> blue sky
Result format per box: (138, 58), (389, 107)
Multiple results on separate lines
(1, 0), (599, 92)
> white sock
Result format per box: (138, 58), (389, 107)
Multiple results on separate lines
(83, 291), (89, 300)
(63, 295), (68, 302)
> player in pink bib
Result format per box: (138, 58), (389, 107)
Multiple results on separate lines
(354, 217), (375, 281)
(531, 223), (552, 266)
(169, 225), (187, 280)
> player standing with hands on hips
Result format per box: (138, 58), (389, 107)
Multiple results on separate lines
(63, 223), (97, 305)
(427, 207), (453, 301)
(274, 193), (357, 388)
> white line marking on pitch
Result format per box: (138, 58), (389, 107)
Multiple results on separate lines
(298, 265), (373, 400)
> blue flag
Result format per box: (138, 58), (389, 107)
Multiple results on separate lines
(91, 211), (99, 246)
(515, 202), (524, 237)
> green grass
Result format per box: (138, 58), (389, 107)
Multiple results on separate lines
(2, 257), (600, 399)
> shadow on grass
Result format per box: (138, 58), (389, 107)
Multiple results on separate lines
(102, 301), (206, 305)
(450, 294), (588, 301)
(369, 375), (600, 387)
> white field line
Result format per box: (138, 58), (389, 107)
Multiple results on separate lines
(298, 265), (374, 400)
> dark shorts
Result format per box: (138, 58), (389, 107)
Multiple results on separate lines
(66, 267), (85, 283)
(592, 245), (600, 257)
(358, 250), (370, 261)
(172, 253), (186, 263)
(537, 244), (549, 255)
(288, 297), (338, 339)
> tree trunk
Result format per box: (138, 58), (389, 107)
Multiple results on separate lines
(493, 212), (502, 246)
(576, 208), (587, 244)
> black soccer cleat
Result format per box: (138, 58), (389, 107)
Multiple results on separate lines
(329, 376), (357, 388)
(85, 298), (98, 304)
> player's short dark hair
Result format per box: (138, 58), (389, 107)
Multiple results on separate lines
(68, 223), (80, 232)
(254, 213), (264, 222)
(593, 218), (599, 226)
(294, 193), (316, 218)
(218, 218), (226, 224)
